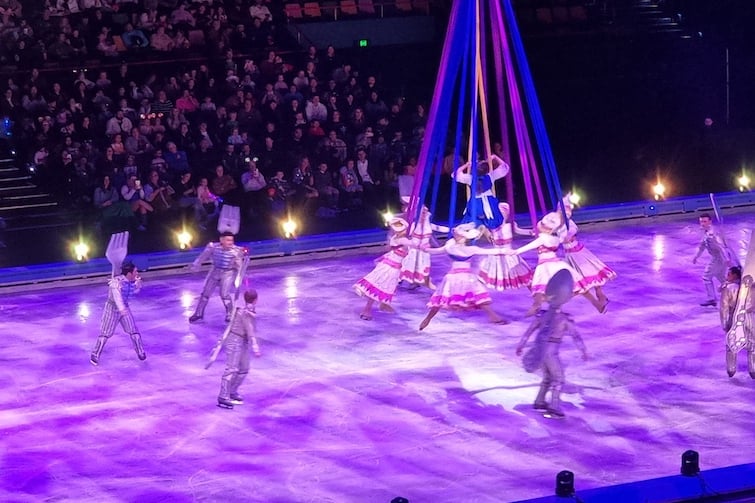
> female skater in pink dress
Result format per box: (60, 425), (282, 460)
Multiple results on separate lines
(419, 223), (510, 330)
(400, 203), (438, 290)
(355, 217), (413, 320)
(478, 202), (534, 291)
(506, 212), (604, 316)
(558, 196), (616, 308)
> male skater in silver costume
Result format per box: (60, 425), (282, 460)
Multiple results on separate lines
(90, 261), (147, 365)
(694, 213), (734, 307)
(217, 289), (258, 409)
(516, 269), (588, 418)
(189, 231), (247, 323)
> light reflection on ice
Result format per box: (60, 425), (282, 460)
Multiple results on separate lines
(180, 291), (194, 309)
(652, 234), (665, 272)
(284, 275), (299, 299)
(77, 302), (90, 321)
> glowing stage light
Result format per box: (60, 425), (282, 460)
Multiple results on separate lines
(737, 173), (751, 192)
(382, 210), (394, 225)
(176, 229), (193, 250)
(567, 191), (581, 207)
(652, 181), (666, 201)
(282, 218), (297, 238)
(73, 241), (90, 262)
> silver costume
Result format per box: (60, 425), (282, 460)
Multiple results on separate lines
(190, 242), (246, 322)
(722, 230), (755, 378)
(696, 225), (731, 303)
(516, 269), (587, 418)
(720, 278), (755, 378)
(90, 274), (146, 365)
(218, 304), (256, 408)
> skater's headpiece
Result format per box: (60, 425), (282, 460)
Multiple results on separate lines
(388, 217), (409, 232)
(453, 222), (481, 240)
(538, 212), (562, 232)
(121, 261), (136, 275)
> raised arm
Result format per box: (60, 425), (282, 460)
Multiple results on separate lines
(453, 160), (473, 186)
(488, 154), (510, 181)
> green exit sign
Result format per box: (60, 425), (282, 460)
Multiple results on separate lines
(358, 39), (369, 48)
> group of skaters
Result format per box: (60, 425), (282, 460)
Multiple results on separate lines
(85, 157), (755, 418)
(693, 212), (755, 380)
(89, 229), (257, 410)
(353, 156), (617, 330)
(352, 156), (617, 417)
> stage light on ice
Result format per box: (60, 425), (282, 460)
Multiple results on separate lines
(282, 218), (297, 239)
(652, 181), (666, 201)
(737, 172), (750, 192)
(73, 241), (90, 262)
(176, 229), (192, 250)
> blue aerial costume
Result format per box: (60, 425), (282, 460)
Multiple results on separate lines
(453, 155), (510, 230)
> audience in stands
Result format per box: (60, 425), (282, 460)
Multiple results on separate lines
(2, 0), (432, 238)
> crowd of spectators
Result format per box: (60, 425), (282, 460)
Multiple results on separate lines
(0, 0), (431, 235)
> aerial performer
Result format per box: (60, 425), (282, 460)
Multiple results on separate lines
(453, 154), (509, 231)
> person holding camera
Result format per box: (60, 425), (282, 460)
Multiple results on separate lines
(144, 170), (175, 213)
(121, 175), (153, 231)
(105, 110), (133, 137)
(241, 158), (268, 218)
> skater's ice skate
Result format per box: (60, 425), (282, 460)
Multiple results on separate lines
(217, 397), (234, 409)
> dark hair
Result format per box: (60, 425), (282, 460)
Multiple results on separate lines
(121, 261), (136, 275)
(729, 265), (742, 280)
(244, 289), (258, 303)
(220, 231), (235, 237)
(699, 213), (712, 220)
